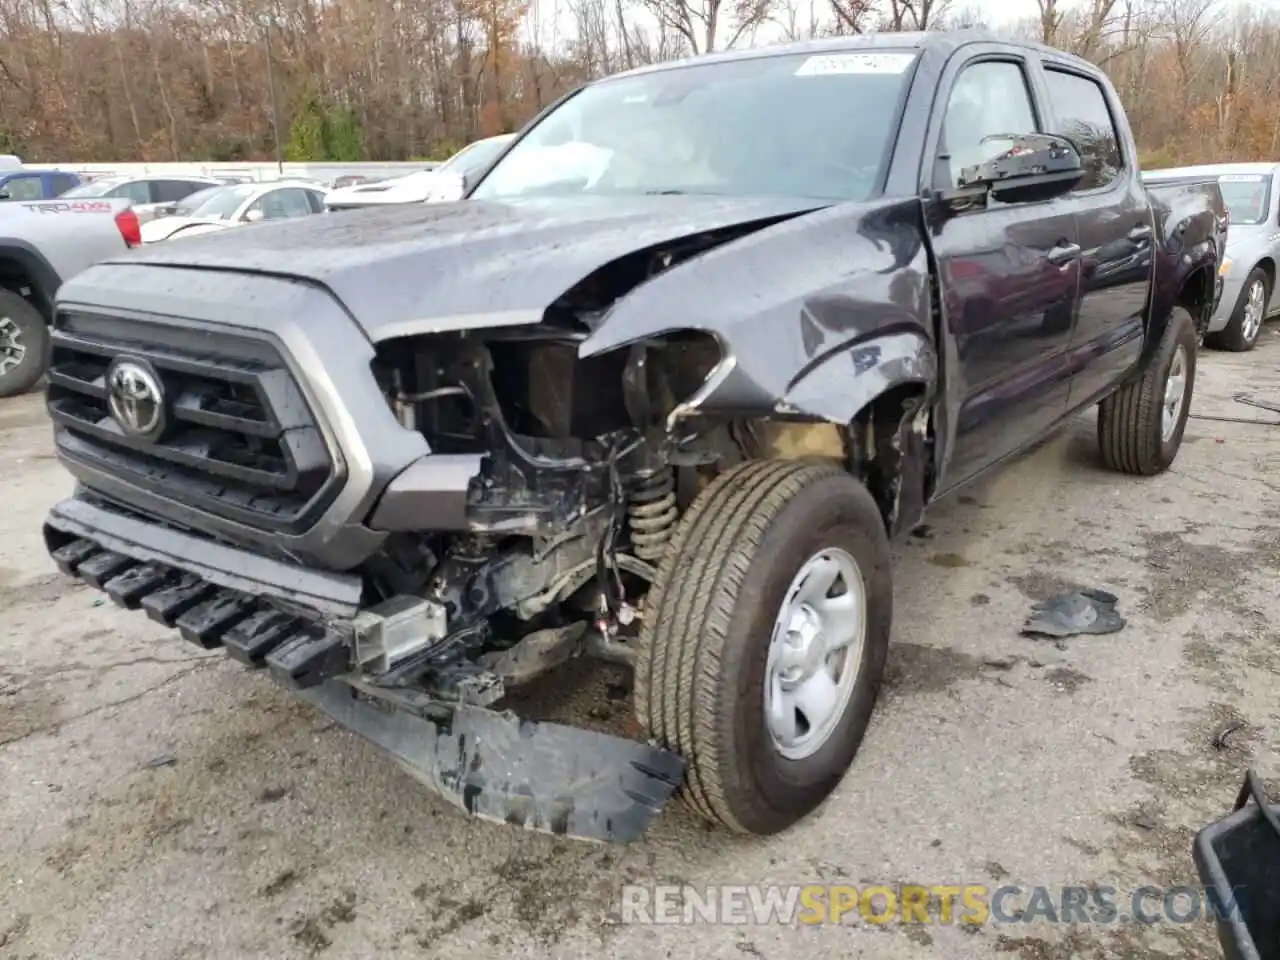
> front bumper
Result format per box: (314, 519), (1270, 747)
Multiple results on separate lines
(44, 495), (685, 843)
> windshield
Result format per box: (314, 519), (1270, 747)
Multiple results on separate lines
(1217, 174), (1272, 225)
(185, 184), (259, 220)
(173, 186), (223, 215)
(471, 51), (916, 203)
(438, 137), (513, 176)
(60, 178), (123, 198)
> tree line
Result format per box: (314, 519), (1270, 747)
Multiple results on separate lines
(0, 0), (1277, 166)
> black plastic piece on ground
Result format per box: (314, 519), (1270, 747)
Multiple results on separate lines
(51, 538), (98, 576)
(103, 563), (170, 609)
(141, 575), (217, 627)
(1194, 768), (1280, 960)
(1022, 589), (1125, 638)
(266, 631), (349, 691)
(223, 610), (297, 667)
(76, 551), (135, 589)
(176, 592), (256, 649)
(297, 681), (686, 844)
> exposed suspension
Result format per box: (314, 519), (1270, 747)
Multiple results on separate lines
(627, 467), (678, 562)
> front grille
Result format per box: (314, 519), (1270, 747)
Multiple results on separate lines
(47, 312), (340, 533)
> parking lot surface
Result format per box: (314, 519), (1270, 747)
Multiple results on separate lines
(3, 332), (1279, 959)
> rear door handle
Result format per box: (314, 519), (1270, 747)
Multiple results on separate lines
(1047, 242), (1082, 266)
(1128, 225), (1153, 242)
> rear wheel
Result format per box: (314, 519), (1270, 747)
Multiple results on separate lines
(1206, 268), (1269, 352)
(634, 459), (893, 836)
(0, 289), (49, 398)
(1097, 306), (1197, 476)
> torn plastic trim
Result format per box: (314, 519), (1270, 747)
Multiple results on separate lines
(297, 680), (686, 843)
(777, 330), (937, 424)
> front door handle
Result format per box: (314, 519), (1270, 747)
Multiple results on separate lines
(1047, 242), (1082, 266)
(1128, 224), (1153, 243)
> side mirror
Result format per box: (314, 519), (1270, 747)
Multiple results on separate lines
(0, 189), (10, 201)
(243, 208), (265, 223)
(955, 133), (1085, 206)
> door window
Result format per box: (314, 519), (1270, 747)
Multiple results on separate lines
(939, 61), (1039, 190)
(246, 188), (315, 221)
(1041, 69), (1123, 191)
(0, 176), (45, 200)
(153, 179), (210, 203)
(108, 180), (155, 204)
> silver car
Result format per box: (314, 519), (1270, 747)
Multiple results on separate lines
(58, 174), (224, 226)
(1144, 162), (1280, 351)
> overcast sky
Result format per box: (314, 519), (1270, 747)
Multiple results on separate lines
(525, 0), (1280, 47)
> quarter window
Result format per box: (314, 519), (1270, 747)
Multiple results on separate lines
(1042, 69), (1123, 191)
(939, 61), (1039, 190)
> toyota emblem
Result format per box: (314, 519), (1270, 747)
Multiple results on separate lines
(107, 358), (166, 439)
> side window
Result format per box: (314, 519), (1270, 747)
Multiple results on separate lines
(153, 179), (205, 203)
(939, 61), (1039, 190)
(305, 189), (326, 213)
(257, 188), (315, 220)
(1042, 69), (1123, 191)
(51, 174), (78, 196)
(108, 180), (154, 204)
(2, 176), (46, 201)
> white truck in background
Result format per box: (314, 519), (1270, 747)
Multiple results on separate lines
(0, 197), (139, 396)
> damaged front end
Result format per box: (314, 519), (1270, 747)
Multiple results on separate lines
(44, 203), (937, 843)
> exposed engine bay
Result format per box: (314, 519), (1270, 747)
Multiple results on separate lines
(363, 243), (734, 703)
(356, 235), (897, 709)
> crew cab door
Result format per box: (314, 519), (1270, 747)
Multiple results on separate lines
(1034, 60), (1152, 406)
(924, 51), (1082, 489)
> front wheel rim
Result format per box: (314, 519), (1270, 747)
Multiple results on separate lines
(0, 316), (26, 376)
(1242, 280), (1265, 342)
(764, 547), (867, 761)
(1161, 343), (1188, 443)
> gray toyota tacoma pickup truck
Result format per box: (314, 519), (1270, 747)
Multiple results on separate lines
(43, 32), (1226, 843)
(0, 197), (138, 396)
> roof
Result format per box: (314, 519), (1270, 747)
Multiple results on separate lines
(1144, 162), (1280, 179)
(606, 29), (1099, 81)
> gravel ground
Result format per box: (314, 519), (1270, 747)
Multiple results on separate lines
(3, 329), (1280, 960)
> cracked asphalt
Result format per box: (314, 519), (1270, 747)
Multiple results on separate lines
(3, 329), (1280, 960)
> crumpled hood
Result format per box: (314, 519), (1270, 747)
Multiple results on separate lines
(108, 194), (828, 341)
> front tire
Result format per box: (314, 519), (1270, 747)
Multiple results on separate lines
(634, 459), (892, 836)
(1206, 268), (1269, 352)
(1097, 306), (1197, 476)
(0, 290), (48, 398)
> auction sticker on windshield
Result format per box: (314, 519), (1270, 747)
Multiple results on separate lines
(794, 53), (916, 76)
(1219, 174), (1265, 182)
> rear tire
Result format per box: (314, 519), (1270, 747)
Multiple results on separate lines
(1206, 268), (1269, 352)
(1097, 306), (1197, 476)
(0, 289), (48, 398)
(634, 459), (892, 836)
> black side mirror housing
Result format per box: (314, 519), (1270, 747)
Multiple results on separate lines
(956, 133), (1086, 205)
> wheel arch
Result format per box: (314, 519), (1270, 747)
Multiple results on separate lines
(1254, 257), (1276, 295)
(0, 240), (62, 322)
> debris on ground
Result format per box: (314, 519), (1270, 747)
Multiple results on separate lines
(1211, 720), (1246, 751)
(1021, 589), (1125, 639)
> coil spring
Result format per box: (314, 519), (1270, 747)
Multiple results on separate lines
(627, 467), (679, 562)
